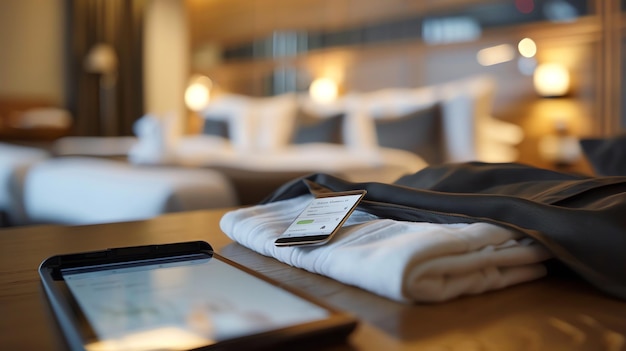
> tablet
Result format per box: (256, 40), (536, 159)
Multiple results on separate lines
(39, 241), (357, 351)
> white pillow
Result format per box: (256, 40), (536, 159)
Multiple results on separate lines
(200, 94), (252, 152)
(201, 93), (298, 153)
(436, 75), (522, 163)
(355, 86), (438, 119)
(341, 87), (439, 152)
(341, 93), (378, 151)
(248, 93), (298, 152)
(297, 93), (346, 118)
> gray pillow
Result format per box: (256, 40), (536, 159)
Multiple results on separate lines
(202, 117), (230, 139)
(374, 104), (444, 165)
(580, 134), (626, 176)
(292, 111), (344, 144)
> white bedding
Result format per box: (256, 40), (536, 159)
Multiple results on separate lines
(132, 135), (429, 183)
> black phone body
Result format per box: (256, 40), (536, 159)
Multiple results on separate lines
(274, 190), (367, 247)
(38, 241), (357, 351)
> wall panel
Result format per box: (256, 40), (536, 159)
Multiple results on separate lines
(185, 0), (620, 142)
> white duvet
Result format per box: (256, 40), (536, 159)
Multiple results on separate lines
(135, 135), (429, 183)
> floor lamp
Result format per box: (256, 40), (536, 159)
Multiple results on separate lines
(84, 43), (118, 136)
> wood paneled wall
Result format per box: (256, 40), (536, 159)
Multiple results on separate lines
(186, 0), (503, 47)
(184, 0), (623, 139)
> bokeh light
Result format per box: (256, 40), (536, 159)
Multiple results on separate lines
(518, 38), (537, 58)
(184, 75), (213, 111)
(309, 77), (339, 104)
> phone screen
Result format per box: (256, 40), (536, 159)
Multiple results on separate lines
(274, 190), (366, 246)
(61, 254), (329, 351)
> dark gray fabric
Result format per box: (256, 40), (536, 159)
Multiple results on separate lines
(374, 104), (444, 164)
(292, 111), (344, 144)
(580, 134), (626, 176)
(262, 162), (626, 301)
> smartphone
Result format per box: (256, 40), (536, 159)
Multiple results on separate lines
(38, 241), (357, 351)
(274, 190), (367, 247)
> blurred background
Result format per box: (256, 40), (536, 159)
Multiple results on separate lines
(1, 0), (624, 169)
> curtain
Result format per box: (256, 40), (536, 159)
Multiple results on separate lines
(65, 0), (146, 136)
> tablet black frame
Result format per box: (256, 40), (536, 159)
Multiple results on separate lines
(39, 241), (358, 351)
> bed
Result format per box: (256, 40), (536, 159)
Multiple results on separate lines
(127, 75), (523, 186)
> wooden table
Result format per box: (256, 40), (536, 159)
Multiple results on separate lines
(1, 208), (625, 350)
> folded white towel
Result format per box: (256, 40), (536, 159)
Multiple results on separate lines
(220, 195), (552, 303)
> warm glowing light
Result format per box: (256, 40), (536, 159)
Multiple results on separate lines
(518, 38), (537, 58)
(533, 63), (570, 97)
(309, 77), (338, 104)
(476, 44), (515, 66)
(85, 326), (213, 351)
(84, 43), (118, 74)
(184, 75), (213, 111)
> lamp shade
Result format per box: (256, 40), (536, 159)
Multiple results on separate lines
(84, 43), (118, 74)
(533, 63), (570, 97)
(184, 75), (213, 112)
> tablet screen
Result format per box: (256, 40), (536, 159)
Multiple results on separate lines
(61, 254), (329, 351)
